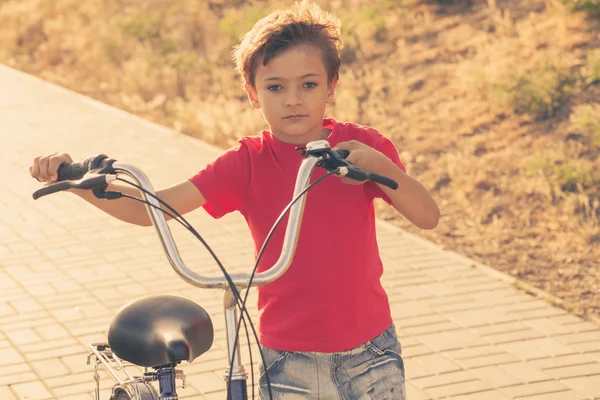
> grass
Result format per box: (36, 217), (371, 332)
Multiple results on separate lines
(554, 160), (598, 193)
(495, 62), (575, 121)
(562, 0), (600, 17)
(586, 48), (600, 84)
(524, 149), (598, 194)
(220, 4), (270, 45)
(570, 103), (600, 144)
(119, 12), (161, 42)
(355, 3), (394, 42)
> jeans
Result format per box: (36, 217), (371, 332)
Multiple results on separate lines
(259, 324), (406, 399)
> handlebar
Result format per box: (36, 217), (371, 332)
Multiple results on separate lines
(113, 158), (319, 289)
(32, 141), (398, 289)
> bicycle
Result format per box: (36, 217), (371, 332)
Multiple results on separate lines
(32, 139), (398, 400)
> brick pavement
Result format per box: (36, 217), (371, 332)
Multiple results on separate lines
(1, 63), (599, 399)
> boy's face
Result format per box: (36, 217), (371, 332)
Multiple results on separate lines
(245, 45), (337, 144)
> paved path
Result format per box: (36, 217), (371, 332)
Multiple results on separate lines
(0, 64), (599, 400)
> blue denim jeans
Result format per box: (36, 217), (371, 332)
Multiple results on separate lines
(259, 324), (406, 399)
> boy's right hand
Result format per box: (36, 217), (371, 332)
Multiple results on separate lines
(29, 152), (73, 183)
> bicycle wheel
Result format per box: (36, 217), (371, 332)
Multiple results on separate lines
(110, 382), (159, 400)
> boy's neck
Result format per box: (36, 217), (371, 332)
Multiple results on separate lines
(271, 128), (332, 145)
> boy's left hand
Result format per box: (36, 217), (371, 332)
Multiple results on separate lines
(335, 141), (439, 229)
(333, 140), (392, 185)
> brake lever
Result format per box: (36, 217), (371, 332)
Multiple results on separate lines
(297, 144), (351, 172)
(92, 186), (123, 200)
(32, 174), (118, 200)
(320, 149), (351, 172)
(296, 141), (398, 189)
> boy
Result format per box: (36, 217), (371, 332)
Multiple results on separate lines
(30, 1), (439, 398)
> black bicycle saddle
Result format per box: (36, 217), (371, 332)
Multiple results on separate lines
(108, 295), (213, 367)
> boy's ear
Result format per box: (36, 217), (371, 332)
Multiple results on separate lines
(326, 79), (338, 105)
(244, 83), (261, 109)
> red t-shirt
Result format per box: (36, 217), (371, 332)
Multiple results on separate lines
(189, 118), (406, 352)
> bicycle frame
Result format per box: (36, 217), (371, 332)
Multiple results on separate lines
(100, 140), (330, 399)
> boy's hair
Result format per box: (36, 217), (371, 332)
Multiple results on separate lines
(233, 1), (342, 88)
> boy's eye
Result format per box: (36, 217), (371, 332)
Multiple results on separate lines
(267, 84), (282, 91)
(304, 82), (318, 88)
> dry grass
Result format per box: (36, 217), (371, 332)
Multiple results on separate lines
(1, 0), (599, 321)
(562, 0), (600, 17)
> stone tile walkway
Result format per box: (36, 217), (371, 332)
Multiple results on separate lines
(1, 64), (599, 399)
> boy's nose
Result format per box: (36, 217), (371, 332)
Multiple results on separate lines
(284, 89), (302, 107)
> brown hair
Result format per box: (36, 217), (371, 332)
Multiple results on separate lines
(233, 1), (343, 87)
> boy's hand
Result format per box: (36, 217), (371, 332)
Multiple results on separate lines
(333, 140), (393, 185)
(29, 152), (73, 183)
(335, 142), (440, 230)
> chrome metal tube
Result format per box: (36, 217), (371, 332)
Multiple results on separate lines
(223, 290), (247, 382)
(112, 155), (321, 289)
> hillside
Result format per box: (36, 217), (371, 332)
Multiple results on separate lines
(1, 0), (598, 321)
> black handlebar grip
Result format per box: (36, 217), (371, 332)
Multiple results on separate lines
(369, 173), (398, 190)
(32, 182), (71, 200)
(335, 150), (350, 159)
(345, 167), (369, 182)
(56, 162), (87, 181)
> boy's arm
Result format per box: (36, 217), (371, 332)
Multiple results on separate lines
(334, 140), (440, 230)
(30, 152), (206, 226)
(70, 180), (206, 226)
(370, 160), (439, 230)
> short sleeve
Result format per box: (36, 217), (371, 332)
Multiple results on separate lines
(188, 142), (250, 218)
(365, 132), (406, 204)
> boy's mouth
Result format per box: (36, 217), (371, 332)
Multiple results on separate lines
(284, 114), (308, 120)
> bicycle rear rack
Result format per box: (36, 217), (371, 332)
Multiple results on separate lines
(86, 342), (185, 399)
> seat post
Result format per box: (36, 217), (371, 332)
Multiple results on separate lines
(223, 289), (248, 398)
(156, 365), (178, 399)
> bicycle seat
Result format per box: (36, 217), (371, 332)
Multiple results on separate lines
(108, 295), (213, 367)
